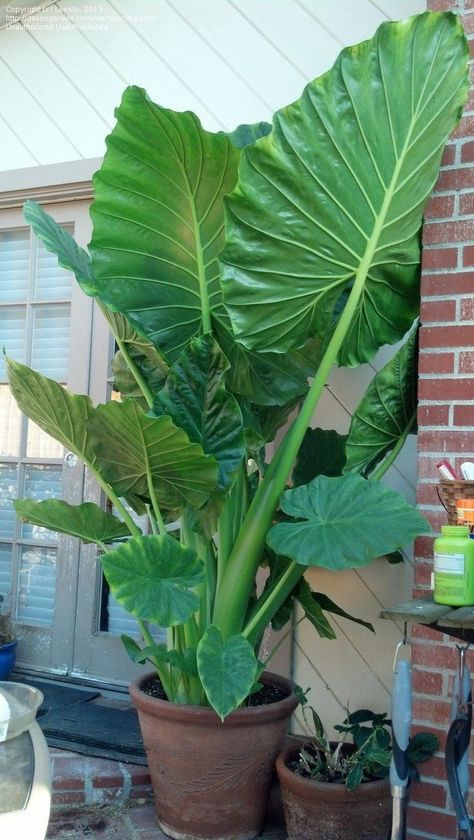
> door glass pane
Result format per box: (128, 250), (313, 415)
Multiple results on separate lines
(0, 306), (26, 379)
(0, 465), (18, 539)
(31, 305), (71, 380)
(0, 544), (12, 603)
(16, 546), (56, 627)
(21, 465), (62, 543)
(106, 593), (141, 638)
(34, 235), (73, 301)
(0, 229), (29, 302)
(26, 420), (63, 460)
(0, 386), (21, 457)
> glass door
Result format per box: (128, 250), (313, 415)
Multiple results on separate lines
(0, 201), (153, 685)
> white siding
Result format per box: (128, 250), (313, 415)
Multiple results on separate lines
(0, 0), (426, 714)
(0, 0), (425, 169)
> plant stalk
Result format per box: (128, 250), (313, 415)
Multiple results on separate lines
(213, 274), (366, 638)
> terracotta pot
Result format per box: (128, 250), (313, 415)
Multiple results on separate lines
(276, 743), (392, 840)
(130, 670), (297, 840)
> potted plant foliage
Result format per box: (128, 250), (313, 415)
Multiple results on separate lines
(0, 601), (17, 680)
(5, 11), (468, 840)
(276, 705), (438, 840)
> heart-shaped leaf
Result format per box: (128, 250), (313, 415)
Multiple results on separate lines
(101, 534), (204, 626)
(222, 13), (468, 363)
(197, 625), (257, 719)
(13, 499), (130, 544)
(87, 399), (218, 511)
(89, 86), (239, 362)
(344, 327), (418, 476)
(7, 358), (95, 465)
(267, 474), (428, 570)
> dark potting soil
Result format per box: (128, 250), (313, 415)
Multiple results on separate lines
(141, 676), (288, 707)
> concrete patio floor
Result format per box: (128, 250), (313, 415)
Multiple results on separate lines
(46, 800), (288, 839)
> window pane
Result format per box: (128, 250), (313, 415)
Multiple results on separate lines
(16, 546), (56, 627)
(35, 235), (73, 301)
(26, 420), (63, 460)
(0, 385), (21, 457)
(0, 306), (26, 381)
(0, 544), (12, 604)
(0, 229), (29, 303)
(0, 464), (18, 540)
(31, 305), (71, 381)
(21, 465), (62, 543)
(106, 593), (141, 638)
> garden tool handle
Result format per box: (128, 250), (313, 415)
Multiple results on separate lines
(446, 717), (473, 839)
(451, 657), (472, 802)
(390, 657), (411, 787)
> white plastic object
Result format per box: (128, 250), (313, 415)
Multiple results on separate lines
(460, 462), (474, 480)
(0, 683), (43, 741)
(0, 691), (11, 742)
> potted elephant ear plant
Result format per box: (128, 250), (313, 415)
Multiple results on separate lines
(276, 705), (438, 840)
(6, 11), (468, 840)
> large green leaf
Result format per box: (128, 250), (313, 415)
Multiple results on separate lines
(222, 12), (468, 363)
(197, 625), (257, 719)
(293, 427), (348, 486)
(344, 327), (418, 476)
(23, 200), (96, 295)
(101, 534), (204, 626)
(267, 474), (428, 570)
(87, 400), (218, 510)
(152, 335), (245, 492)
(87, 86), (316, 408)
(89, 86), (239, 362)
(13, 499), (130, 544)
(7, 358), (95, 464)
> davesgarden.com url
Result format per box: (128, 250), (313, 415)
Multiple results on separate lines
(5, 5), (159, 30)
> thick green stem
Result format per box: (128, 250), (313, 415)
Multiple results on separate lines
(213, 276), (365, 637)
(146, 471), (167, 535)
(371, 411), (417, 480)
(216, 461), (248, 592)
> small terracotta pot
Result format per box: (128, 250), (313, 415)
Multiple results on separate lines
(276, 743), (392, 840)
(130, 670), (298, 840)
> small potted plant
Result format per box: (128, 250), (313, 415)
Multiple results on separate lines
(0, 600), (17, 680)
(276, 704), (438, 840)
(5, 11), (468, 840)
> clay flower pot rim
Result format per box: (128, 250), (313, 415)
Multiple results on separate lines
(276, 743), (390, 800)
(130, 669), (297, 725)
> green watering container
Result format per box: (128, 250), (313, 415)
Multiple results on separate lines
(433, 525), (474, 606)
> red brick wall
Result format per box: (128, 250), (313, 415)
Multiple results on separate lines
(410, 2), (474, 837)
